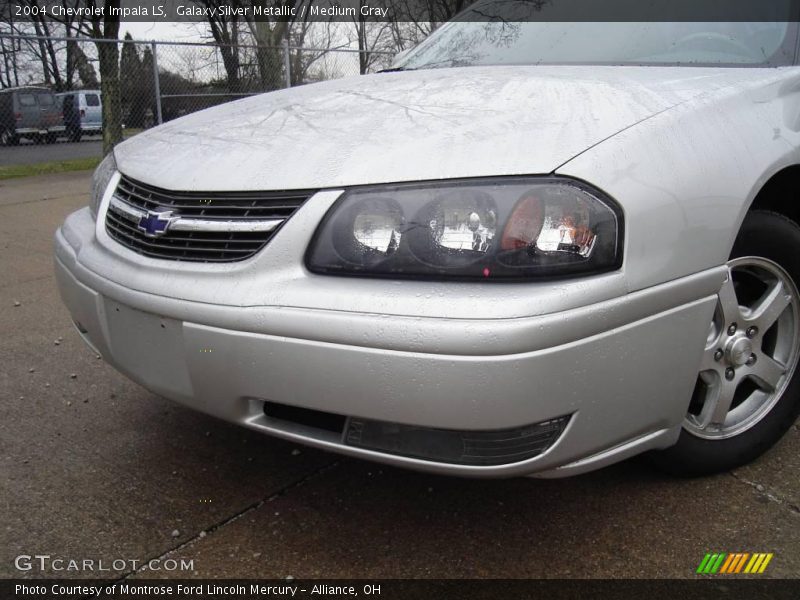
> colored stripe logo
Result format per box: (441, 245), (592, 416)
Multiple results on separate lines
(697, 553), (773, 574)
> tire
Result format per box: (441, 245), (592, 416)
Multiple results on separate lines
(45, 132), (57, 144)
(0, 129), (19, 146)
(652, 210), (800, 476)
(69, 128), (82, 143)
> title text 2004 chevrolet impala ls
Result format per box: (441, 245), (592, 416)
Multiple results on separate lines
(55, 16), (800, 478)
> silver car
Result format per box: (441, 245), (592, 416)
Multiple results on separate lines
(55, 16), (800, 478)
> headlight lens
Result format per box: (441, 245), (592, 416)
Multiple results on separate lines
(89, 153), (117, 220)
(307, 178), (622, 280)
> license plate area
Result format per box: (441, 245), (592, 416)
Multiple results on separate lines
(104, 300), (193, 397)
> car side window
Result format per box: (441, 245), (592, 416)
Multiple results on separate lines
(19, 94), (36, 107)
(86, 94), (100, 107)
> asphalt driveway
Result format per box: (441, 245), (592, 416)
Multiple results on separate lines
(0, 136), (103, 166)
(1, 171), (799, 580)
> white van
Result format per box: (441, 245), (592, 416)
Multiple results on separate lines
(57, 90), (102, 141)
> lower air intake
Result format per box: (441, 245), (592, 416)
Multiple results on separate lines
(345, 415), (570, 466)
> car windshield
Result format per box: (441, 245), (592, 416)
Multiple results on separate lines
(397, 2), (797, 69)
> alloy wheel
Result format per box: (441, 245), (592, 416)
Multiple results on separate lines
(685, 256), (800, 439)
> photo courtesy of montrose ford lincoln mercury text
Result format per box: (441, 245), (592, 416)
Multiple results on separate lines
(55, 2), (800, 478)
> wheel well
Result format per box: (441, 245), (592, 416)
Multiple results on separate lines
(750, 166), (800, 226)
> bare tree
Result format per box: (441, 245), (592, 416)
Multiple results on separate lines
(193, 0), (244, 92)
(65, 0), (123, 153)
(0, 23), (21, 87)
(244, 0), (287, 90)
(1, 4), (62, 88)
(243, 0), (321, 91)
(349, 1), (395, 74)
(388, 0), (467, 49)
(289, 20), (351, 85)
(1, 0), (98, 90)
(192, 0), (340, 92)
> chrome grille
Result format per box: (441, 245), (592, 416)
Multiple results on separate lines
(105, 175), (314, 262)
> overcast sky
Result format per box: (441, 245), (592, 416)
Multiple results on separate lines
(121, 21), (208, 42)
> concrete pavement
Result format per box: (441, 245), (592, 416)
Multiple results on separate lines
(1, 172), (798, 580)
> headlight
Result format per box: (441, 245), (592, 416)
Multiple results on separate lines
(89, 152), (117, 220)
(307, 178), (622, 280)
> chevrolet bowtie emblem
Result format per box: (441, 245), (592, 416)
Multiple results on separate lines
(137, 209), (176, 237)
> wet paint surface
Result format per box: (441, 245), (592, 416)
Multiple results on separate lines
(114, 65), (763, 191)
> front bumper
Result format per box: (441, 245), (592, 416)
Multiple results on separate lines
(55, 204), (723, 477)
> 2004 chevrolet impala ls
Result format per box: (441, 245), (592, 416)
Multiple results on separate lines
(55, 15), (800, 478)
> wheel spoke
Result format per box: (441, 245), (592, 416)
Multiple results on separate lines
(748, 280), (791, 331)
(748, 354), (786, 392)
(699, 345), (721, 372)
(697, 378), (738, 429)
(717, 272), (741, 326)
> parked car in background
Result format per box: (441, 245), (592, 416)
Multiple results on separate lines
(57, 90), (102, 141)
(56, 9), (800, 479)
(0, 86), (64, 145)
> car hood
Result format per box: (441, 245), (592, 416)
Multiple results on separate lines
(115, 65), (752, 191)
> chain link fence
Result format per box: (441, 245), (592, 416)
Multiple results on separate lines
(0, 33), (395, 154)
